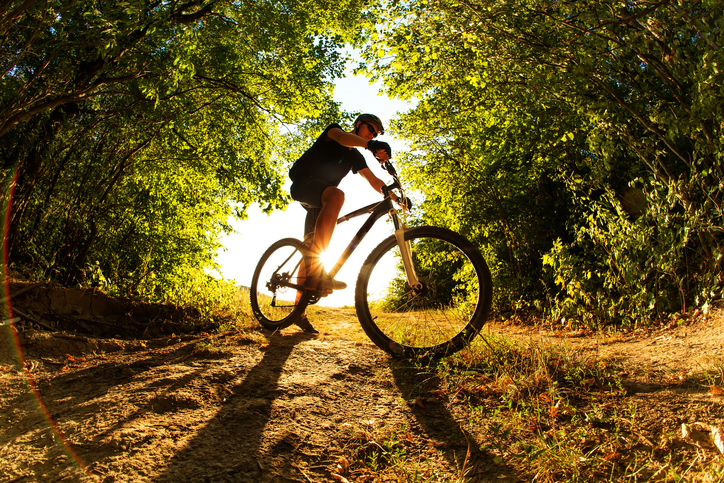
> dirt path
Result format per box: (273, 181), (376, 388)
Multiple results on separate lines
(2, 321), (484, 482)
(1, 284), (723, 482)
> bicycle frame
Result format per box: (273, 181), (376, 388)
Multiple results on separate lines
(326, 187), (421, 291)
(276, 193), (419, 294)
(270, 161), (420, 295)
(325, 199), (391, 279)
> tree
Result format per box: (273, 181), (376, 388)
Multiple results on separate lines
(361, 0), (724, 322)
(1, 0), (368, 302)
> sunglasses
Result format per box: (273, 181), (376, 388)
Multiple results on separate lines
(362, 122), (380, 138)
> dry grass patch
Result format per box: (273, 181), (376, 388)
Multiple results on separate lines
(387, 330), (724, 482)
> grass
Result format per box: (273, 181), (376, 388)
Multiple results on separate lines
(184, 287), (274, 353)
(334, 419), (470, 482)
(461, 332), (723, 482)
(331, 324), (724, 482)
(703, 355), (724, 390)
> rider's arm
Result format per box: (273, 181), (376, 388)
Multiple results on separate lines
(326, 127), (368, 148)
(327, 127), (391, 161)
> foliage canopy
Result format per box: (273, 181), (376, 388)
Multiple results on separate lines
(361, 0), (723, 324)
(3, 0), (723, 325)
(1, 0), (367, 302)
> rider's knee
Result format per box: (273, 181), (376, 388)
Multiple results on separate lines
(323, 187), (345, 207)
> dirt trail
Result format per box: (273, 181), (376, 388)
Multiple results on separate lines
(2, 324), (478, 482)
(1, 283), (723, 482)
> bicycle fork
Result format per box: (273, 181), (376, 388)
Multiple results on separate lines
(394, 224), (422, 291)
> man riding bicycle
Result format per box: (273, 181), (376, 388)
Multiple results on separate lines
(288, 113), (399, 333)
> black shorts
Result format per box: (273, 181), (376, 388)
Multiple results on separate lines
(290, 176), (334, 237)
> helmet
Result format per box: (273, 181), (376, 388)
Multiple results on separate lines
(354, 113), (384, 136)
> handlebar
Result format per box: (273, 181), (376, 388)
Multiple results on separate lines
(380, 161), (413, 211)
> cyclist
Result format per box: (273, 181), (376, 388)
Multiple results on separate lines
(289, 113), (399, 333)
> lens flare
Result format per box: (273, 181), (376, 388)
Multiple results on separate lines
(2, 167), (98, 481)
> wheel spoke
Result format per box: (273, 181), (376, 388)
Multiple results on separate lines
(250, 238), (310, 329)
(356, 227), (492, 358)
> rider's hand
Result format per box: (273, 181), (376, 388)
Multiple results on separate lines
(366, 140), (391, 161)
(391, 194), (411, 212)
(400, 197), (413, 212)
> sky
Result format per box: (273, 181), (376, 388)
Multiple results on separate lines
(213, 65), (415, 307)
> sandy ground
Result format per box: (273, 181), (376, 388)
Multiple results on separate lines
(1, 282), (723, 482)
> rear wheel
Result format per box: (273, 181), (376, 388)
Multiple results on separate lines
(355, 226), (492, 359)
(250, 238), (311, 330)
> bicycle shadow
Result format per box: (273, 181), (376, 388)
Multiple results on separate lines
(388, 360), (520, 482)
(2, 340), (222, 480)
(155, 330), (306, 482)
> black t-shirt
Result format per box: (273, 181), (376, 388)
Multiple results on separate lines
(289, 123), (369, 186)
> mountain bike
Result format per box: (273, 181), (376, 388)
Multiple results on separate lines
(250, 162), (493, 359)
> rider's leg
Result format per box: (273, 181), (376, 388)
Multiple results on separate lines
(295, 239), (319, 333)
(310, 186), (344, 265)
(295, 313), (319, 334)
(294, 210), (316, 313)
(303, 186), (346, 290)
(294, 261), (317, 333)
(292, 184), (345, 332)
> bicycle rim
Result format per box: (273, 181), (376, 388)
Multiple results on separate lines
(355, 226), (492, 359)
(250, 238), (310, 330)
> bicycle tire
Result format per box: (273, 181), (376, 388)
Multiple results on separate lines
(250, 238), (311, 330)
(355, 226), (492, 359)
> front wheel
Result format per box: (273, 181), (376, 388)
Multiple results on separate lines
(355, 226), (492, 359)
(250, 238), (311, 330)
